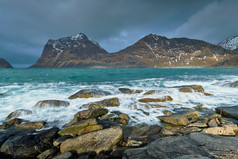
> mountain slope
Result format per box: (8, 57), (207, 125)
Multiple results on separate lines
(31, 33), (237, 68)
(218, 36), (238, 50)
(0, 58), (13, 68)
(114, 34), (235, 68)
(30, 33), (108, 68)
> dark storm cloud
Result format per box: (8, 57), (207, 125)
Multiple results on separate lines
(0, 0), (236, 67)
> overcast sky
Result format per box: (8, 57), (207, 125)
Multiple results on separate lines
(0, 0), (237, 67)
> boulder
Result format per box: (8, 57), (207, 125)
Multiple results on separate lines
(162, 110), (173, 116)
(0, 128), (58, 159)
(83, 98), (120, 109)
(68, 89), (111, 99)
(119, 114), (130, 120)
(138, 96), (173, 103)
(203, 126), (235, 136)
(34, 100), (70, 108)
(60, 126), (123, 154)
(37, 148), (58, 159)
(177, 85), (204, 93)
(226, 81), (238, 88)
(58, 119), (103, 136)
(17, 121), (46, 129)
(207, 119), (218, 127)
(6, 118), (22, 126)
(193, 104), (203, 110)
(123, 132), (238, 159)
(53, 135), (73, 147)
(187, 122), (207, 128)
(123, 125), (162, 145)
(52, 151), (73, 159)
(158, 110), (199, 126)
(119, 88), (142, 94)
(7, 109), (32, 119)
(215, 106), (238, 120)
(144, 90), (160, 95)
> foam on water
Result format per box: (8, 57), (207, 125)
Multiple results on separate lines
(0, 68), (238, 128)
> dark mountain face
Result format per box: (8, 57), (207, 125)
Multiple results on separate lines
(31, 33), (238, 68)
(30, 33), (108, 68)
(0, 58), (13, 68)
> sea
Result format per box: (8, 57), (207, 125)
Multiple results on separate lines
(0, 68), (238, 128)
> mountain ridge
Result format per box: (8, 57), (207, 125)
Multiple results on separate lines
(0, 58), (13, 68)
(218, 35), (238, 50)
(30, 33), (238, 68)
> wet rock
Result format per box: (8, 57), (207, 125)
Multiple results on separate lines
(158, 110), (199, 126)
(60, 126), (123, 154)
(119, 88), (142, 94)
(226, 81), (238, 88)
(0, 128), (59, 159)
(67, 108), (108, 126)
(17, 121), (46, 129)
(138, 96), (173, 103)
(109, 147), (127, 159)
(35, 100), (70, 108)
(59, 119), (103, 136)
(0, 124), (9, 130)
(123, 125), (162, 145)
(37, 148), (58, 159)
(52, 151), (73, 159)
(53, 135), (73, 147)
(203, 93), (212, 96)
(187, 122), (207, 128)
(151, 105), (167, 108)
(99, 114), (115, 120)
(193, 104), (203, 110)
(123, 132), (238, 159)
(143, 90), (160, 95)
(6, 118), (22, 126)
(126, 140), (144, 147)
(68, 89), (111, 99)
(216, 106), (238, 120)
(119, 114), (130, 120)
(207, 119), (218, 127)
(162, 110), (172, 116)
(177, 85), (204, 93)
(84, 98), (120, 109)
(203, 126), (235, 136)
(7, 109), (32, 119)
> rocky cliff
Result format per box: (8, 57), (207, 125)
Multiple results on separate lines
(31, 33), (238, 68)
(0, 58), (13, 68)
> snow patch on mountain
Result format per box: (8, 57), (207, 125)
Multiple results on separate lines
(218, 36), (238, 50)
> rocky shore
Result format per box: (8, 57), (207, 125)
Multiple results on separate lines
(0, 85), (238, 159)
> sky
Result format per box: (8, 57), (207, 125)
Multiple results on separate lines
(0, 0), (238, 68)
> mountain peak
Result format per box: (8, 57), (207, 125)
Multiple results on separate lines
(0, 58), (13, 68)
(218, 35), (238, 50)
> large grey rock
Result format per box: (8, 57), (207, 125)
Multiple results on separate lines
(66, 108), (108, 127)
(68, 89), (111, 99)
(60, 126), (123, 154)
(216, 106), (238, 120)
(83, 98), (120, 109)
(0, 128), (58, 159)
(123, 132), (238, 159)
(34, 100), (70, 108)
(158, 110), (199, 126)
(7, 109), (32, 119)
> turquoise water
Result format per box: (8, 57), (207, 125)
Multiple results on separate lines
(0, 68), (238, 127)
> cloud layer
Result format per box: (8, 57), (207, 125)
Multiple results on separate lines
(0, 0), (237, 67)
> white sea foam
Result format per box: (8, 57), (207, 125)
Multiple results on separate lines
(0, 76), (238, 128)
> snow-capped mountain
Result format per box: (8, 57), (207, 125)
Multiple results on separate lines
(218, 36), (238, 50)
(31, 33), (237, 68)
